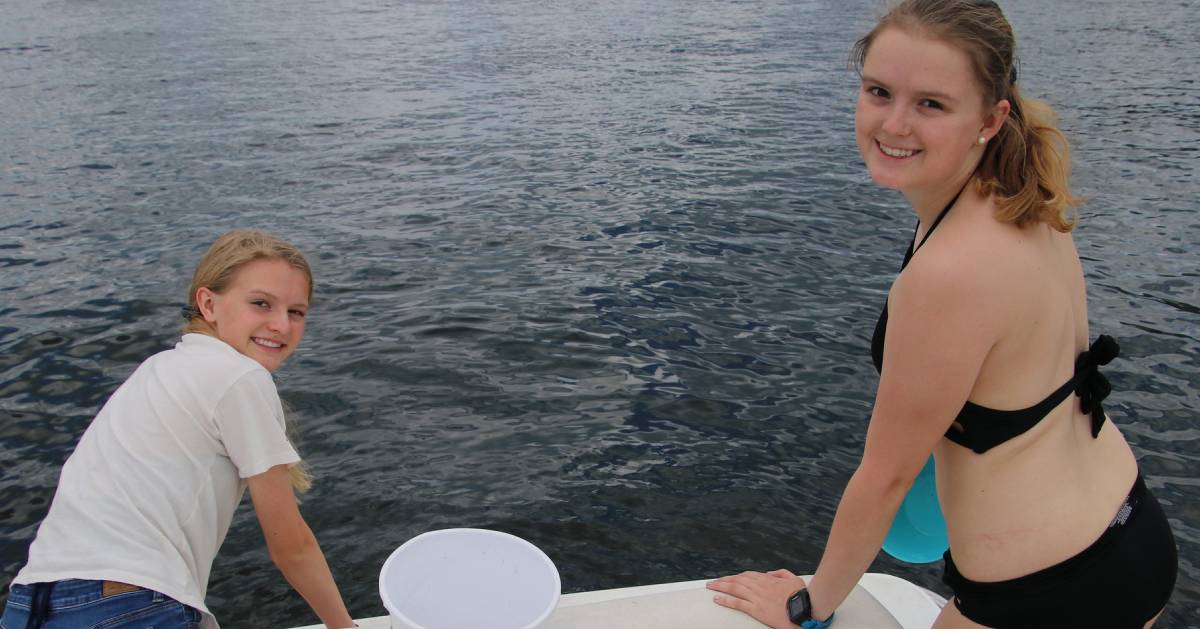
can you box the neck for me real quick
[904,148,986,223]
[903,174,977,226]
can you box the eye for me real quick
[865,85,890,99]
[251,299,270,309]
[919,98,944,110]
[288,309,307,319]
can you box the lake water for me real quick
[1,0,1197,626]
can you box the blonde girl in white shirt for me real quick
[3,230,355,629]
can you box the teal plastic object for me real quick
[882,456,948,564]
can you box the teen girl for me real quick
[707,1,1177,627]
[2,230,355,628]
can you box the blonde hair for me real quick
[852,0,1082,231]
[184,229,314,492]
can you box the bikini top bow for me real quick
[1075,334,1120,438]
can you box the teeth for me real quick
[253,338,282,349]
[879,142,915,158]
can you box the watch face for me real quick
[786,589,811,624]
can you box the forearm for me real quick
[272,535,356,628]
[247,466,355,628]
[805,468,909,620]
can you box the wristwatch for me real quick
[786,588,834,629]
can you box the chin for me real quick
[866,168,907,191]
[247,350,286,372]
[261,356,287,372]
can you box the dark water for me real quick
[1,0,1197,626]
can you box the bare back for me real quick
[927,193,1138,582]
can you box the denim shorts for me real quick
[1,579,202,629]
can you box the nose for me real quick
[882,104,911,137]
[267,308,291,334]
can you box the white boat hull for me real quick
[289,572,945,628]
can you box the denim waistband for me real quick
[10,579,123,606]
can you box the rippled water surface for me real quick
[2,0,1197,626]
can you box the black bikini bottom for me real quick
[942,474,1177,628]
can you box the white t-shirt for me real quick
[14,333,300,628]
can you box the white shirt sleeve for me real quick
[212,369,300,478]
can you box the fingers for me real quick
[713,570,779,581]
[706,576,751,600]
[711,592,753,613]
[707,571,755,588]
[709,573,800,629]
[710,569,793,584]
[705,567,804,612]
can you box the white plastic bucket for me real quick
[379,528,561,629]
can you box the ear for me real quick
[195,287,219,324]
[981,98,1012,139]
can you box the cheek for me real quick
[855,134,871,162]
[934,125,974,158]
[854,107,870,154]
[853,96,867,132]
[949,113,984,141]
[210,302,237,329]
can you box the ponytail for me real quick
[977,83,1082,232]
[285,410,314,493]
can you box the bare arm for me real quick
[710,247,999,624]
[247,464,356,629]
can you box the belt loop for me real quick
[26,581,53,629]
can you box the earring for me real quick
[978,136,988,145]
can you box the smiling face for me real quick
[855,27,1007,201]
[195,257,310,372]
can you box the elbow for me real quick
[267,530,321,571]
[850,461,921,506]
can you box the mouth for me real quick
[252,337,285,351]
[877,140,920,159]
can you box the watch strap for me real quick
[801,613,834,629]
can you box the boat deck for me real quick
[289,573,945,628]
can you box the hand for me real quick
[707,569,807,629]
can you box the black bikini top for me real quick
[869,188,1120,454]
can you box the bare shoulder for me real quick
[893,218,1008,298]
[890,209,1040,332]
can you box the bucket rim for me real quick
[378,527,561,629]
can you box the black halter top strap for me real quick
[903,188,958,266]
[870,183,966,373]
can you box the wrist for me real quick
[786,587,834,628]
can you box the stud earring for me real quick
[978,136,988,145]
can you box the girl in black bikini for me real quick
[707,1,1177,627]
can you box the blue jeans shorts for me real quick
[1,579,202,629]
